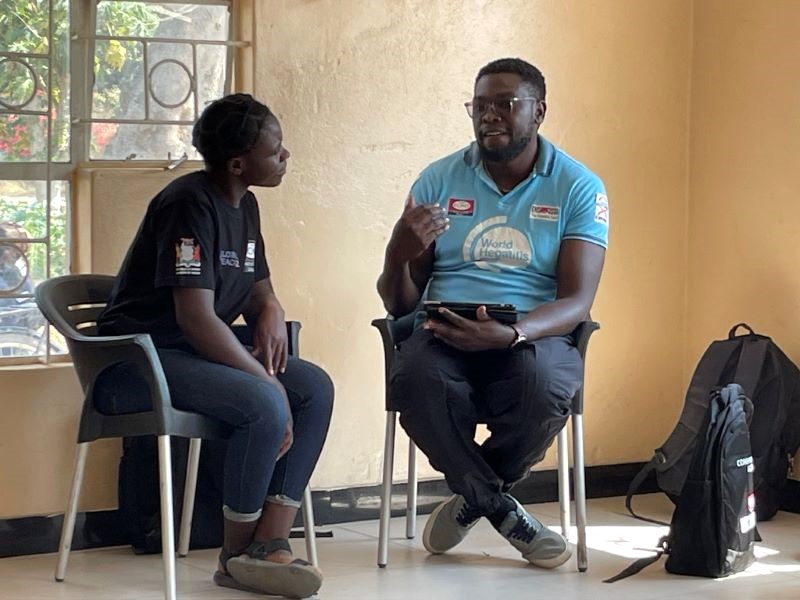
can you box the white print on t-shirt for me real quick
[175,238,201,276]
[219,250,240,268]
[462,216,532,272]
[244,240,256,273]
[594,193,609,225]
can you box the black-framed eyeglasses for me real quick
[464,96,539,118]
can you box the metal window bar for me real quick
[0,0,60,364]
[69,0,240,162]
[72,15,246,130]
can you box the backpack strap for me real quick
[655,339,741,475]
[626,337,742,523]
[686,339,740,404]
[734,337,769,400]
[625,458,670,526]
[729,323,756,338]
[604,536,669,583]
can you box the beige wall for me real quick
[687,0,800,370]
[8,0,797,517]
[254,0,693,487]
[0,168,197,518]
[0,365,118,518]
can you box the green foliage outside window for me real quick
[0,0,162,161]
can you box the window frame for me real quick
[0,0,250,365]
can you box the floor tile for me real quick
[1,495,798,600]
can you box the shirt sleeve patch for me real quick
[244,240,256,273]
[594,193,609,225]
[175,237,201,275]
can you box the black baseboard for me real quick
[0,461,657,559]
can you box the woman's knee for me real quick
[232,379,290,434]
[283,358,335,416]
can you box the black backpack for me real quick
[606,384,757,581]
[117,435,226,554]
[626,323,800,522]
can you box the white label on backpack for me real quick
[740,511,756,534]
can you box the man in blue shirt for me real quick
[377,58,608,568]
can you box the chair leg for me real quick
[157,435,178,600]
[556,425,571,540]
[302,486,318,567]
[378,411,397,568]
[405,439,417,539]
[178,438,202,557]
[571,414,588,572]
[55,442,89,582]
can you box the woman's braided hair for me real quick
[191,93,272,169]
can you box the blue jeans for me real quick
[95,332,334,519]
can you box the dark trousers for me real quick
[390,328,582,515]
[95,326,334,517]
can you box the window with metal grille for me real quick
[0,0,239,363]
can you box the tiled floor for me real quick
[1,494,799,599]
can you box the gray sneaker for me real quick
[494,495,572,568]
[422,495,482,554]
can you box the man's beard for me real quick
[478,135,532,163]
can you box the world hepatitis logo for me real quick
[462,217,532,272]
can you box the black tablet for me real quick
[423,301,518,324]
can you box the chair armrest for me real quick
[371,319,395,391]
[69,332,173,416]
[571,320,600,415]
[286,321,301,358]
[572,320,600,357]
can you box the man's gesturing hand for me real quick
[388,195,449,263]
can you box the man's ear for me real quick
[228,156,244,175]
[534,100,547,126]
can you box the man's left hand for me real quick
[252,302,288,375]
[424,305,516,351]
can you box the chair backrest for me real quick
[35,274,116,340]
[36,274,239,441]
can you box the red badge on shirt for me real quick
[447,198,475,216]
[175,237,201,276]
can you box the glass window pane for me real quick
[0,179,69,285]
[92,39,146,121]
[0,0,70,162]
[147,42,195,121]
[90,2,230,160]
[96,2,230,42]
[0,114,47,161]
[195,43,227,108]
[91,122,197,160]
[0,179,69,359]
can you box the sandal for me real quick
[213,570,267,595]
[225,539,322,599]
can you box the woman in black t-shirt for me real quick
[99,94,332,598]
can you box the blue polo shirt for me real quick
[409,136,608,315]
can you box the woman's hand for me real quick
[251,300,288,375]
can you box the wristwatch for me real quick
[508,324,528,349]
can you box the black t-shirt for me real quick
[98,171,269,347]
